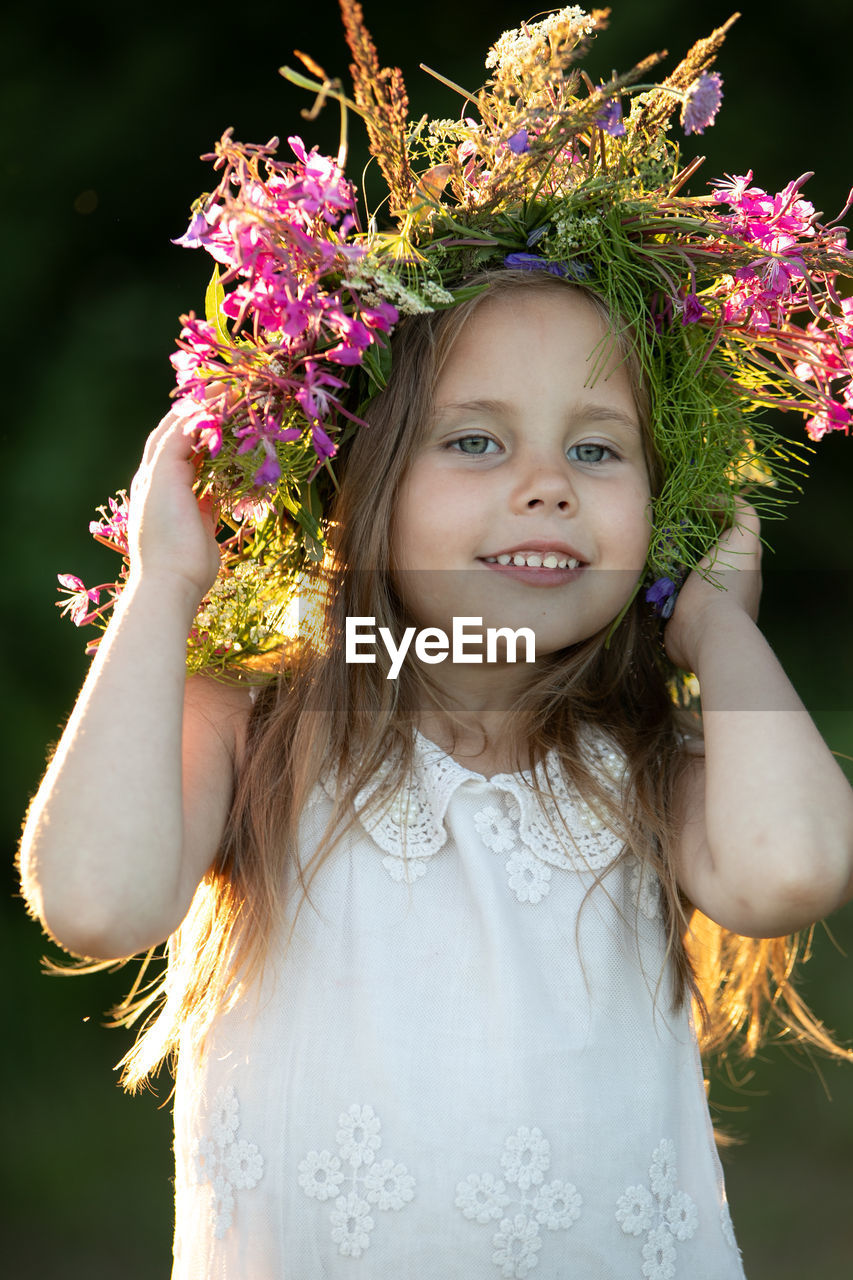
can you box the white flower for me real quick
[298,1149,344,1201]
[665,1189,698,1241]
[505,850,551,903]
[225,1138,264,1190]
[455,1172,510,1223]
[501,1127,550,1190]
[616,1184,655,1236]
[616,1140,696,1274]
[533,1179,582,1230]
[196,1084,265,1239]
[492,1213,543,1278]
[720,1200,739,1251]
[195,1136,216,1183]
[485,7,594,75]
[381,853,429,882]
[363,1158,416,1211]
[336,1103,382,1168]
[642,1223,677,1280]
[475,804,516,853]
[211,1177,235,1240]
[330,1191,374,1258]
[649,1139,677,1200]
[210,1085,240,1147]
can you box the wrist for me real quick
[121,566,206,626]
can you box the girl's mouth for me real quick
[482,551,581,569]
[477,550,586,585]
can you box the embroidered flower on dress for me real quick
[210,1086,240,1145]
[456,1126,582,1279]
[363,1158,416,1210]
[474,804,517,853]
[615,1139,698,1277]
[195,1085,265,1239]
[225,1139,264,1189]
[329,1190,374,1257]
[533,1180,584,1230]
[456,1173,511,1223]
[336,1103,383,1168]
[298,1149,345,1200]
[720,1201,740,1253]
[381,852,430,882]
[501,1127,551,1191]
[492,1213,543,1277]
[505,849,552,904]
[615,1183,655,1235]
[643,1223,678,1278]
[649,1138,677,1200]
[299,1103,415,1257]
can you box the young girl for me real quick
[18,6,853,1277]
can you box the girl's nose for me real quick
[512,461,577,513]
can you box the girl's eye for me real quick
[450,434,499,455]
[567,442,615,464]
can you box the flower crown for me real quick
[59,2,853,670]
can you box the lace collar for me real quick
[320,731,628,876]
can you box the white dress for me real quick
[172,733,745,1278]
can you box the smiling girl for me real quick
[20,268,853,1277]
[18,4,853,1276]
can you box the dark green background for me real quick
[4,1,853,1275]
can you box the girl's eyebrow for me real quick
[433,398,641,432]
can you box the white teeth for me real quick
[485,551,583,569]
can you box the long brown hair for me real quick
[117,270,849,1088]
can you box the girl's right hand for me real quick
[127,406,222,607]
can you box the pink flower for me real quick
[311,421,337,461]
[286,136,355,223]
[295,359,347,423]
[88,492,130,555]
[56,575,102,626]
[805,401,850,440]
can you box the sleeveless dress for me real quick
[172,733,745,1278]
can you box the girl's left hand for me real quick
[663,499,762,672]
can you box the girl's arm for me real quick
[19,412,252,960]
[667,503,853,938]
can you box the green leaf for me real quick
[205,266,230,346]
[362,335,393,390]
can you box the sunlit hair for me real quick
[117,270,848,1089]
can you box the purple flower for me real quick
[682,72,723,136]
[508,128,530,155]
[645,576,679,619]
[504,252,566,275]
[253,450,281,487]
[681,292,711,325]
[595,98,625,137]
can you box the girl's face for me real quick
[390,288,652,658]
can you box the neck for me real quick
[415,661,538,776]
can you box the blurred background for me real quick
[3,0,852,1275]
